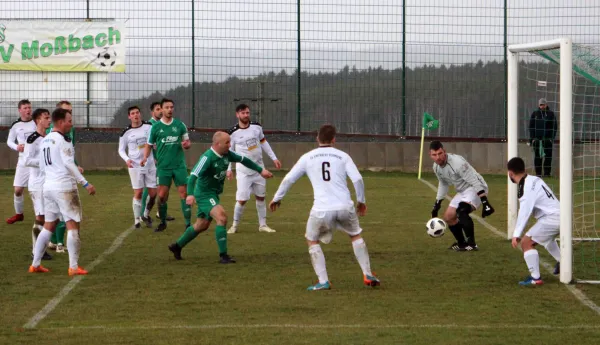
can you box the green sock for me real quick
[50,231,58,245]
[176,225,200,248]
[180,199,191,226]
[55,221,66,245]
[215,225,227,255]
[141,188,149,216]
[159,200,167,223]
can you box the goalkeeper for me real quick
[428,141,494,251]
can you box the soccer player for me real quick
[29,108,96,275]
[226,104,281,234]
[118,106,157,228]
[429,140,495,251]
[141,98,191,232]
[6,99,36,224]
[24,108,53,261]
[269,124,380,291]
[167,131,273,263]
[508,157,561,286]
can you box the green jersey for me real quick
[46,124,75,146]
[147,118,189,170]
[188,148,263,197]
[149,117,159,125]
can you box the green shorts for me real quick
[157,167,188,187]
[195,194,220,221]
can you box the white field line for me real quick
[419,178,600,316]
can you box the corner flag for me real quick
[418,112,439,179]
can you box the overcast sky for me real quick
[1,0,599,125]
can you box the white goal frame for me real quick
[507,38,573,284]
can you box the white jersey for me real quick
[24,131,45,191]
[41,131,87,191]
[273,146,365,211]
[434,153,488,200]
[118,121,155,168]
[227,122,277,176]
[513,175,560,238]
[7,118,36,166]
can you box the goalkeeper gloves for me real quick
[478,191,495,218]
[431,199,443,218]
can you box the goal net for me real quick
[508,38,600,284]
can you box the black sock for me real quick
[460,215,476,244]
[448,224,466,244]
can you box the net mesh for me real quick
[520,43,600,282]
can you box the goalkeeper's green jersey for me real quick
[188,148,263,197]
[147,118,188,170]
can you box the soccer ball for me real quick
[95,47,117,68]
[426,217,446,238]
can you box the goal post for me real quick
[507,38,573,284]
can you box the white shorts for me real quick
[44,189,82,223]
[13,164,30,188]
[128,167,157,189]
[305,206,363,244]
[236,173,266,200]
[29,190,44,216]
[526,215,560,246]
[449,187,484,210]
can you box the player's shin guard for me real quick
[215,225,228,254]
[457,203,475,244]
[544,240,561,263]
[309,244,329,284]
[180,199,191,226]
[141,188,149,216]
[158,199,168,223]
[14,194,24,215]
[133,198,142,221]
[67,230,81,270]
[32,229,52,267]
[352,238,372,276]
[524,249,541,279]
[55,221,66,245]
[176,225,200,248]
[233,202,245,226]
[256,200,267,227]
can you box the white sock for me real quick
[143,197,150,217]
[32,224,42,252]
[14,194,24,214]
[233,202,246,226]
[524,249,541,279]
[544,239,561,263]
[67,230,81,270]
[133,198,142,221]
[32,229,52,267]
[308,244,329,284]
[352,238,372,276]
[256,200,267,227]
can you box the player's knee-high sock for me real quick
[50,231,58,245]
[352,238,372,276]
[180,199,191,226]
[233,202,245,226]
[133,198,142,222]
[55,221,66,245]
[308,244,329,284]
[448,223,466,244]
[215,225,228,255]
[158,199,168,223]
[14,194,24,215]
[459,215,475,244]
[256,200,267,227]
[544,240,561,263]
[67,230,81,270]
[32,229,52,267]
[524,249,541,279]
[32,224,42,253]
[176,225,200,248]
[146,196,155,218]
[141,188,149,216]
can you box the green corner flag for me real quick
[423,112,439,130]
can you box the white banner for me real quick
[0,20,126,72]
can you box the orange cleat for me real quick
[68,266,88,276]
[363,274,381,287]
[29,265,49,273]
[6,214,24,224]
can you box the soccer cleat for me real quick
[6,213,24,224]
[29,265,49,273]
[553,262,560,275]
[134,221,141,229]
[157,213,175,222]
[47,242,57,250]
[227,224,238,234]
[168,243,183,260]
[56,243,66,253]
[68,266,88,276]
[363,274,381,287]
[219,254,236,264]
[448,242,466,251]
[154,222,167,233]
[463,243,479,251]
[258,225,276,233]
[141,216,153,228]
[519,275,544,286]
[307,281,331,291]
[31,252,53,260]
